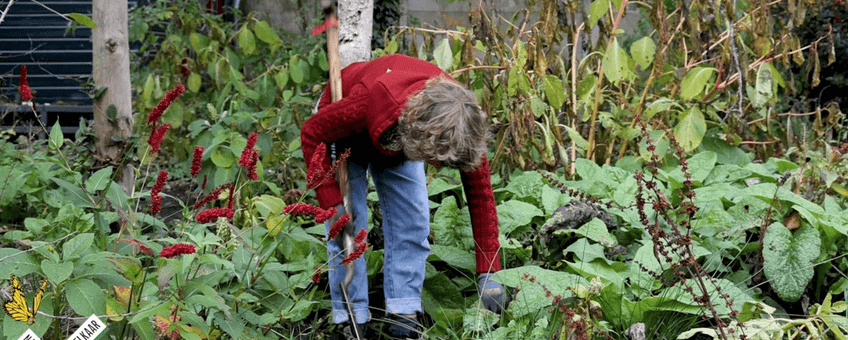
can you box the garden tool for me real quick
[314,1,361,338]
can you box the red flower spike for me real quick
[190,146,204,176]
[312,266,322,283]
[147,84,186,125]
[342,242,369,265]
[239,133,258,167]
[306,143,327,188]
[194,182,233,209]
[149,170,168,215]
[196,207,234,223]
[150,194,163,215]
[19,65,33,101]
[160,243,196,258]
[152,170,169,195]
[283,203,325,216]
[148,123,170,153]
[246,149,259,181]
[325,148,351,179]
[315,206,337,223]
[354,229,368,244]
[327,213,350,239]
[227,181,235,210]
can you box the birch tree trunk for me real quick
[92,0,134,193]
[338,0,373,66]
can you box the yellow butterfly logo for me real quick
[3,275,47,324]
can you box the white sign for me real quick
[16,329,40,340]
[66,314,106,340]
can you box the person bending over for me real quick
[300,54,505,340]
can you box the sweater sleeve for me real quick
[460,156,502,273]
[301,85,370,209]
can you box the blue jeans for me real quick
[325,154,431,324]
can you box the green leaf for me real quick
[431,196,473,249]
[564,238,607,263]
[69,13,97,29]
[643,98,681,119]
[210,146,235,168]
[275,68,289,89]
[0,248,39,278]
[187,72,201,93]
[42,260,73,284]
[751,63,775,108]
[588,0,610,28]
[504,171,544,202]
[673,106,706,151]
[492,266,587,304]
[630,37,656,70]
[763,223,821,302]
[564,125,589,150]
[189,33,209,52]
[575,218,617,246]
[85,168,113,193]
[289,56,304,84]
[65,278,106,316]
[253,20,282,47]
[679,67,716,101]
[428,244,476,273]
[52,178,93,208]
[238,28,256,55]
[544,75,565,110]
[63,233,94,261]
[433,38,453,71]
[602,38,634,85]
[50,121,64,149]
[497,200,543,234]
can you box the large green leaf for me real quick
[431,196,473,249]
[644,98,681,120]
[42,260,73,284]
[602,38,634,85]
[588,0,610,28]
[237,28,256,55]
[673,106,706,151]
[679,67,716,101]
[65,278,106,316]
[428,244,476,273]
[496,200,543,234]
[630,36,656,70]
[433,38,453,71]
[0,248,39,278]
[253,20,282,47]
[63,233,94,261]
[751,62,776,108]
[544,75,565,110]
[763,223,820,302]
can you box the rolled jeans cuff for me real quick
[333,307,371,324]
[386,298,422,315]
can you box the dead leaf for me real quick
[784,209,801,230]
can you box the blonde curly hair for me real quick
[397,77,489,172]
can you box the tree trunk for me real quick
[338,0,373,66]
[92,0,134,193]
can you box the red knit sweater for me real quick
[301,54,501,273]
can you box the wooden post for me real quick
[92,0,134,193]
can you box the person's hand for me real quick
[478,273,506,313]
